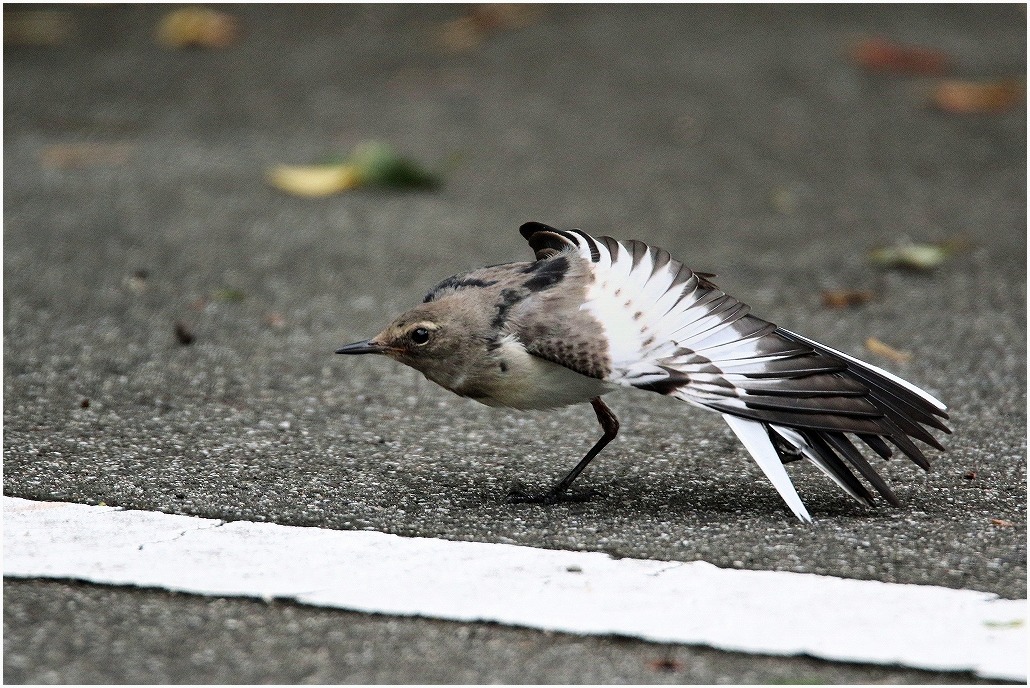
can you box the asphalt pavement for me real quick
[4,4,1026,684]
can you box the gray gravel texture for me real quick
[4,4,1026,685]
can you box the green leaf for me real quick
[869,243,952,271]
[983,619,1025,629]
[350,141,441,189]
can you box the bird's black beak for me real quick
[335,339,387,355]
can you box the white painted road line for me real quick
[4,497,1026,681]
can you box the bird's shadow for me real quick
[493,468,905,524]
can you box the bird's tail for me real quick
[673,327,950,522]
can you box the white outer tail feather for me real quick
[778,328,947,412]
[722,414,814,523]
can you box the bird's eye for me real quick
[410,327,431,345]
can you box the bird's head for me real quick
[335,298,493,389]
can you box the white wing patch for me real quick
[572,235,719,386]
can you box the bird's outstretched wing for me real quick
[519,222,951,522]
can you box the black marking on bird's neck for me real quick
[478,255,573,333]
[423,275,499,303]
[521,255,569,292]
[491,287,527,330]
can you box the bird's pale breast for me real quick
[465,335,613,410]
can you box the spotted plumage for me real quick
[336,222,951,522]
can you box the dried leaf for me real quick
[822,289,875,309]
[932,79,1024,115]
[851,37,951,75]
[770,186,798,215]
[263,312,286,329]
[647,657,684,673]
[156,7,239,49]
[869,243,953,272]
[990,518,1015,528]
[436,4,544,53]
[174,321,196,346]
[865,337,911,364]
[3,9,73,46]
[436,16,485,53]
[267,164,360,197]
[939,236,973,253]
[39,143,133,169]
[470,4,545,31]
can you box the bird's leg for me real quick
[509,397,620,504]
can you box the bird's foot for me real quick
[507,487,600,505]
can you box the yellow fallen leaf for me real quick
[822,289,875,309]
[267,164,360,197]
[40,142,133,169]
[865,337,911,364]
[869,243,952,271]
[932,79,1023,115]
[436,4,545,53]
[3,9,73,46]
[156,7,239,49]
[470,4,546,31]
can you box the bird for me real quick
[336,221,950,522]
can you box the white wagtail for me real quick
[337,222,950,522]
